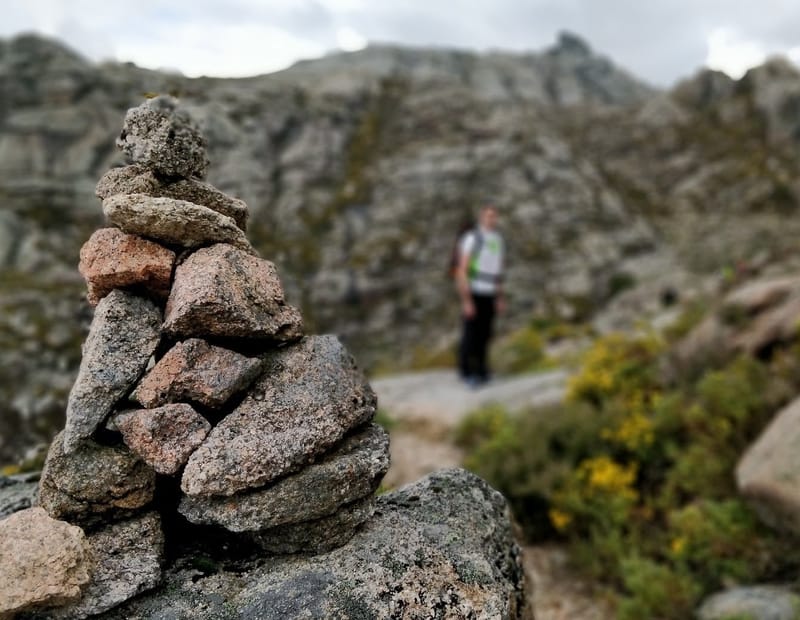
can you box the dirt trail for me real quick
[371,369,614,620]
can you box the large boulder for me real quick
[181,336,376,497]
[62,290,162,453]
[0,507,92,618]
[92,469,531,620]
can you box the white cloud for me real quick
[705,27,768,78]
[335,26,367,52]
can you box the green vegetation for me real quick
[457,328,800,618]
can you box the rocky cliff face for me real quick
[2,31,800,462]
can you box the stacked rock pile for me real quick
[14,96,389,618]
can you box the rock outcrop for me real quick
[4,97,527,619]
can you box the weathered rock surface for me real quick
[697,585,800,620]
[62,290,162,453]
[112,405,211,476]
[96,165,248,230]
[132,339,262,409]
[0,507,92,618]
[32,512,165,620]
[38,432,155,526]
[181,336,376,497]
[116,96,208,178]
[95,469,530,620]
[163,243,303,342]
[0,474,39,518]
[737,395,800,535]
[179,423,389,530]
[102,194,252,253]
[78,228,175,305]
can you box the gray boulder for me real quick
[38,432,155,527]
[96,165,248,230]
[116,96,209,178]
[102,194,253,253]
[131,338,262,410]
[62,290,161,453]
[95,469,530,620]
[181,335,376,497]
[179,423,389,531]
[163,243,302,341]
[697,585,800,620]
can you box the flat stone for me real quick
[163,244,302,341]
[250,496,375,555]
[112,404,211,476]
[737,395,800,535]
[0,507,92,617]
[132,339,262,410]
[45,512,164,620]
[63,290,162,453]
[116,96,208,178]
[179,423,389,530]
[38,432,156,527]
[181,336,376,497]
[697,585,800,620]
[96,165,248,230]
[78,228,175,306]
[102,194,253,253]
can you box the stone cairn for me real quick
[29,96,390,617]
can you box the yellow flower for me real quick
[549,508,572,531]
[670,536,688,556]
[579,456,639,501]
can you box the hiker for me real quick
[455,204,505,386]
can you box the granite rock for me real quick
[132,339,262,410]
[163,243,302,341]
[38,432,155,527]
[179,423,389,530]
[116,96,208,178]
[0,474,39,519]
[181,336,376,497]
[96,165,248,230]
[78,228,175,305]
[62,290,162,453]
[0,507,92,618]
[102,194,252,253]
[112,404,211,476]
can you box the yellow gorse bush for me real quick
[579,456,639,501]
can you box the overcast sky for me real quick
[3,0,800,87]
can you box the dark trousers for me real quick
[459,293,496,380]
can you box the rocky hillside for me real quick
[3,31,800,462]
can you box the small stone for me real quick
[102,194,253,253]
[181,336,376,497]
[78,228,175,306]
[163,244,302,341]
[113,404,211,476]
[0,474,39,519]
[116,95,208,178]
[47,512,164,619]
[132,339,262,410]
[179,423,389,530]
[63,290,162,453]
[39,432,156,527]
[250,497,375,555]
[697,585,800,620]
[0,507,92,617]
[96,165,248,230]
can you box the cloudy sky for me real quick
[3,0,800,86]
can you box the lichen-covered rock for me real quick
[112,404,211,475]
[737,395,800,535]
[38,432,155,527]
[163,243,302,342]
[116,96,208,178]
[697,585,800,620]
[102,194,253,253]
[0,507,92,618]
[179,423,389,530]
[62,290,162,453]
[38,512,165,620]
[131,339,262,410]
[0,474,39,519]
[96,469,530,620]
[181,336,376,497]
[78,228,175,305]
[96,165,248,230]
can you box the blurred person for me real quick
[455,204,505,386]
